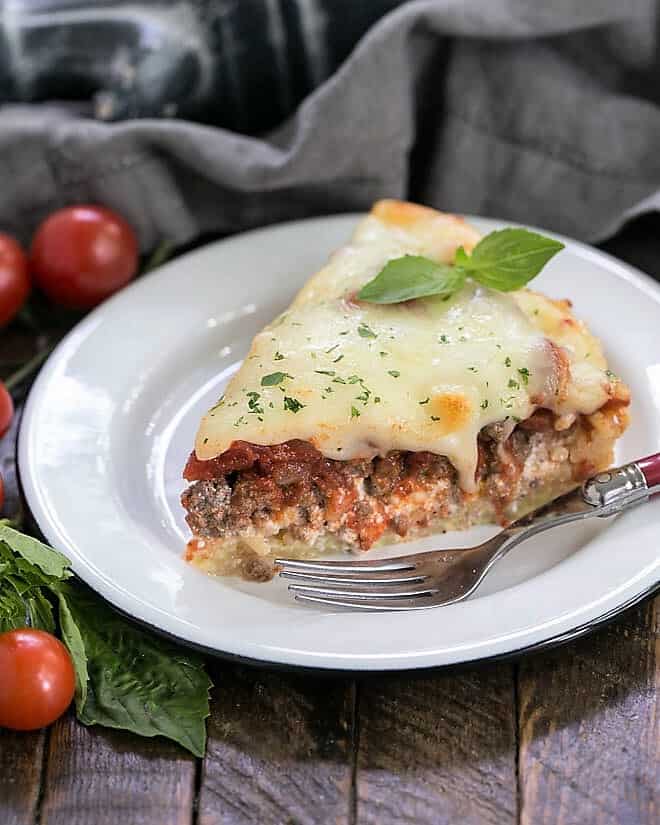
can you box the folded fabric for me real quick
[0,0,658,250]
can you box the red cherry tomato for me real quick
[30,206,139,309]
[0,233,30,326]
[0,382,13,438]
[0,629,75,730]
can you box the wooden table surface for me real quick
[1,222,659,825]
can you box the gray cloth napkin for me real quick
[0,0,658,251]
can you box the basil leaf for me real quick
[57,590,89,708]
[0,523,71,579]
[27,591,56,632]
[457,229,564,291]
[0,541,56,633]
[0,581,55,633]
[59,584,211,757]
[358,256,466,303]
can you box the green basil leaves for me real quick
[357,228,564,304]
[0,522,211,756]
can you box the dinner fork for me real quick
[276,453,660,611]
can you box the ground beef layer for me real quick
[181,401,629,582]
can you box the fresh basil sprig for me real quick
[357,228,564,304]
[0,522,211,756]
[0,537,60,634]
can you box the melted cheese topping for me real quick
[195,201,613,490]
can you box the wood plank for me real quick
[39,709,196,825]
[0,729,46,825]
[518,598,659,825]
[197,663,354,825]
[356,664,517,825]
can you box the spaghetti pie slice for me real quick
[182,201,630,581]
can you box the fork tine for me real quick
[275,557,416,574]
[287,582,435,599]
[293,592,439,611]
[280,570,426,585]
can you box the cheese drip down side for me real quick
[195,208,614,490]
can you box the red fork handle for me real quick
[636,452,660,490]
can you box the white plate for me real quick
[19,214,660,671]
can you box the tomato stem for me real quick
[4,346,54,392]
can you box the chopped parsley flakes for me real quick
[351,406,360,419]
[518,367,530,385]
[246,391,264,415]
[388,370,400,378]
[504,356,512,367]
[261,371,292,386]
[283,396,305,413]
[358,323,377,339]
